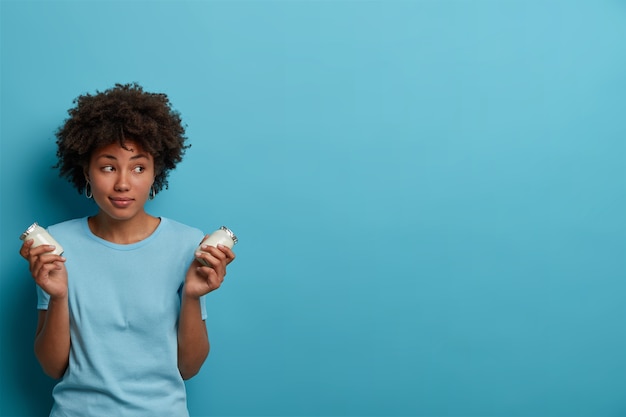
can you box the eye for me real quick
[133,166,145,173]
[101,166,114,172]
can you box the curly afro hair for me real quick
[55,83,190,195]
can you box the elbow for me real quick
[39,362,67,380]
[180,358,205,380]
[34,346,68,380]
[46,368,66,380]
[179,345,210,380]
[181,368,200,380]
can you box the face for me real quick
[85,140,155,222]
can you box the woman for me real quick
[19,83,235,416]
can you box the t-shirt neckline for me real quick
[81,216,165,251]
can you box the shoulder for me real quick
[45,218,91,248]
[47,217,86,235]
[158,217,204,240]
[151,218,204,259]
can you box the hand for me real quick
[184,239,236,298]
[20,239,68,300]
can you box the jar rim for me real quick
[219,226,238,245]
[20,222,39,241]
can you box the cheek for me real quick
[136,178,155,193]
[89,178,108,192]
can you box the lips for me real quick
[110,197,134,208]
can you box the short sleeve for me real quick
[200,295,207,320]
[177,289,208,320]
[36,284,51,310]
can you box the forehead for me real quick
[91,140,152,160]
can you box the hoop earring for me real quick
[85,181,93,199]
[149,187,156,200]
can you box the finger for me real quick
[196,256,226,281]
[29,244,59,257]
[33,261,56,282]
[194,250,212,266]
[196,245,228,264]
[19,239,34,259]
[52,260,66,271]
[205,267,224,289]
[39,253,66,264]
[194,251,222,270]
[217,245,236,264]
[200,245,227,259]
[28,246,61,268]
[194,266,223,292]
[30,253,66,274]
[206,247,234,271]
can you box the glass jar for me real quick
[20,222,64,255]
[195,226,238,266]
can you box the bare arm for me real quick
[35,302,70,379]
[177,292,209,380]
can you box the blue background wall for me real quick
[1,1,625,416]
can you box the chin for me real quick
[102,210,142,222]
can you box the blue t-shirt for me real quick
[37,217,206,417]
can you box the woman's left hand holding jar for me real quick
[184,242,236,298]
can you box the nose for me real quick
[114,171,130,191]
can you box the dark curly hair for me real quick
[55,83,189,195]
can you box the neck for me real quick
[88,212,160,244]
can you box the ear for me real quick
[83,167,90,182]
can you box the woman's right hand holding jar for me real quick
[19,238,68,300]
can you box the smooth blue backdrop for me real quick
[1,1,625,416]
